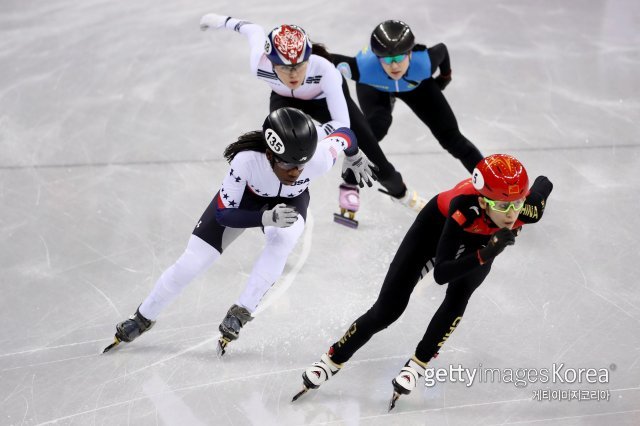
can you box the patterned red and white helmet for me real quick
[265,24,312,65]
[472,154,529,201]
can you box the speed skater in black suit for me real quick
[292,154,553,410]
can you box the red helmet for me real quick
[472,154,529,201]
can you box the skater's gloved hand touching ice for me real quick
[477,228,515,264]
[200,13,229,31]
[262,203,299,228]
[342,149,378,188]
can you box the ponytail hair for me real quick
[223,130,267,163]
[311,42,333,62]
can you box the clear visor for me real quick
[273,61,307,73]
[274,157,305,171]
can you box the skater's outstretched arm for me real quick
[331,53,361,82]
[200,13,265,74]
[201,14,351,137]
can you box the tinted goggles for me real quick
[379,54,408,64]
[483,197,525,213]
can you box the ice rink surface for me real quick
[1,0,639,424]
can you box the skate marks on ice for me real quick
[12,334,640,424]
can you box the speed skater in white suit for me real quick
[103,108,376,355]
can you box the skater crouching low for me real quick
[103,108,376,355]
[293,154,553,409]
[330,20,486,211]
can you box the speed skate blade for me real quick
[388,391,401,411]
[291,386,309,402]
[333,213,358,229]
[217,336,231,357]
[102,337,121,353]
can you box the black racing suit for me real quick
[329,176,553,364]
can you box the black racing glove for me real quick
[478,228,516,264]
[434,70,452,91]
[511,226,522,237]
[531,176,553,199]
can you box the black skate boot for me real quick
[292,348,343,402]
[388,356,427,411]
[103,306,155,353]
[378,171,407,198]
[217,304,253,356]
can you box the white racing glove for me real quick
[261,203,299,228]
[200,13,229,31]
[341,149,378,188]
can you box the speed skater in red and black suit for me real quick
[292,154,553,410]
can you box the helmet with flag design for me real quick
[472,154,529,201]
[265,24,312,65]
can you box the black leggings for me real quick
[356,78,483,173]
[269,79,399,183]
[330,197,491,364]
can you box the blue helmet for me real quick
[265,24,312,65]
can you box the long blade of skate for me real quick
[102,337,121,353]
[388,391,400,412]
[291,386,309,402]
[216,336,230,357]
[333,213,358,229]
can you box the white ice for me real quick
[1,0,639,425]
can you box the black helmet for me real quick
[370,20,415,57]
[262,107,318,164]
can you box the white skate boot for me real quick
[333,183,360,228]
[378,172,427,213]
[391,188,427,212]
[292,351,343,401]
[388,356,427,411]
